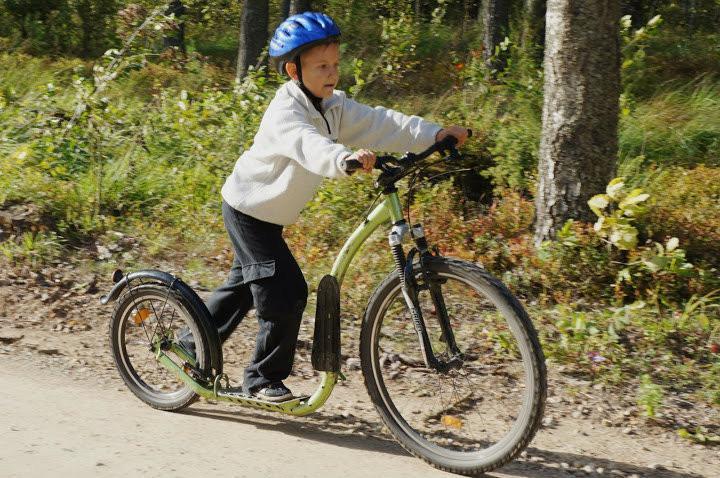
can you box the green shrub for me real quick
[642,166,720,268]
[0,231,63,267]
[637,374,665,418]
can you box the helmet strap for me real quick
[293,55,324,114]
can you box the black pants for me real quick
[205,201,308,392]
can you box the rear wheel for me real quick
[109,284,213,411]
[360,258,546,476]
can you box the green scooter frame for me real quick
[130,192,402,416]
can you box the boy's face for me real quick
[286,42,340,99]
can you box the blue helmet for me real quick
[269,12,341,72]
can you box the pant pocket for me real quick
[241,260,276,284]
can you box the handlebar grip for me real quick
[342,158,363,173]
[437,129,473,151]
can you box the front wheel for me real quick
[360,258,546,476]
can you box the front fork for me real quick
[389,222,462,372]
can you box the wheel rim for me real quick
[116,290,205,404]
[369,270,539,463]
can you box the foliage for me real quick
[677,426,720,445]
[642,166,720,268]
[588,177,707,306]
[0,16,275,244]
[0,231,63,266]
[637,374,664,418]
[1,0,118,56]
[589,177,649,251]
[620,83,720,175]
[0,0,719,407]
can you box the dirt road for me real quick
[1,263,718,477]
[1,357,456,478]
[1,354,717,478]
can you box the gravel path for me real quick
[1,262,718,477]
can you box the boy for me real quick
[202,12,468,401]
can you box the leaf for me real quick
[697,313,710,330]
[588,194,610,216]
[610,227,638,250]
[647,15,663,28]
[621,203,647,218]
[441,415,463,429]
[643,256,668,273]
[628,300,646,310]
[621,15,632,30]
[132,308,151,325]
[606,178,626,200]
[593,216,606,233]
[619,189,650,209]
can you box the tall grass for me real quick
[620,80,720,179]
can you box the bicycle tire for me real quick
[360,257,546,476]
[109,283,214,411]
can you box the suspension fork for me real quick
[411,224,462,359]
[389,222,463,371]
[389,221,437,369]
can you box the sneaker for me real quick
[176,326,196,360]
[252,382,294,402]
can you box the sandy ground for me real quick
[1,262,718,477]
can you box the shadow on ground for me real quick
[183,405,703,478]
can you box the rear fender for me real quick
[101,269,223,375]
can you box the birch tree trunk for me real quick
[236,0,269,81]
[534,0,621,246]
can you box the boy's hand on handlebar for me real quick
[347,149,376,173]
[435,125,470,147]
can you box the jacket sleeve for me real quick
[265,105,351,179]
[337,96,442,154]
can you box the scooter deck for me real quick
[216,388,311,412]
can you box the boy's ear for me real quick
[285,61,299,81]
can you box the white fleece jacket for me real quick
[221,81,441,225]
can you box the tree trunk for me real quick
[289,0,312,16]
[683,0,696,33]
[482,0,510,72]
[534,0,621,246]
[521,0,546,53]
[236,0,269,81]
[462,0,472,34]
[163,0,187,53]
[75,0,93,58]
[280,0,291,19]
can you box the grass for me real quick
[1,40,719,408]
[620,80,720,178]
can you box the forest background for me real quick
[0,0,718,442]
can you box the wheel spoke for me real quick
[111,285,207,411]
[363,261,545,472]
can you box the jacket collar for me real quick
[282,81,342,118]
